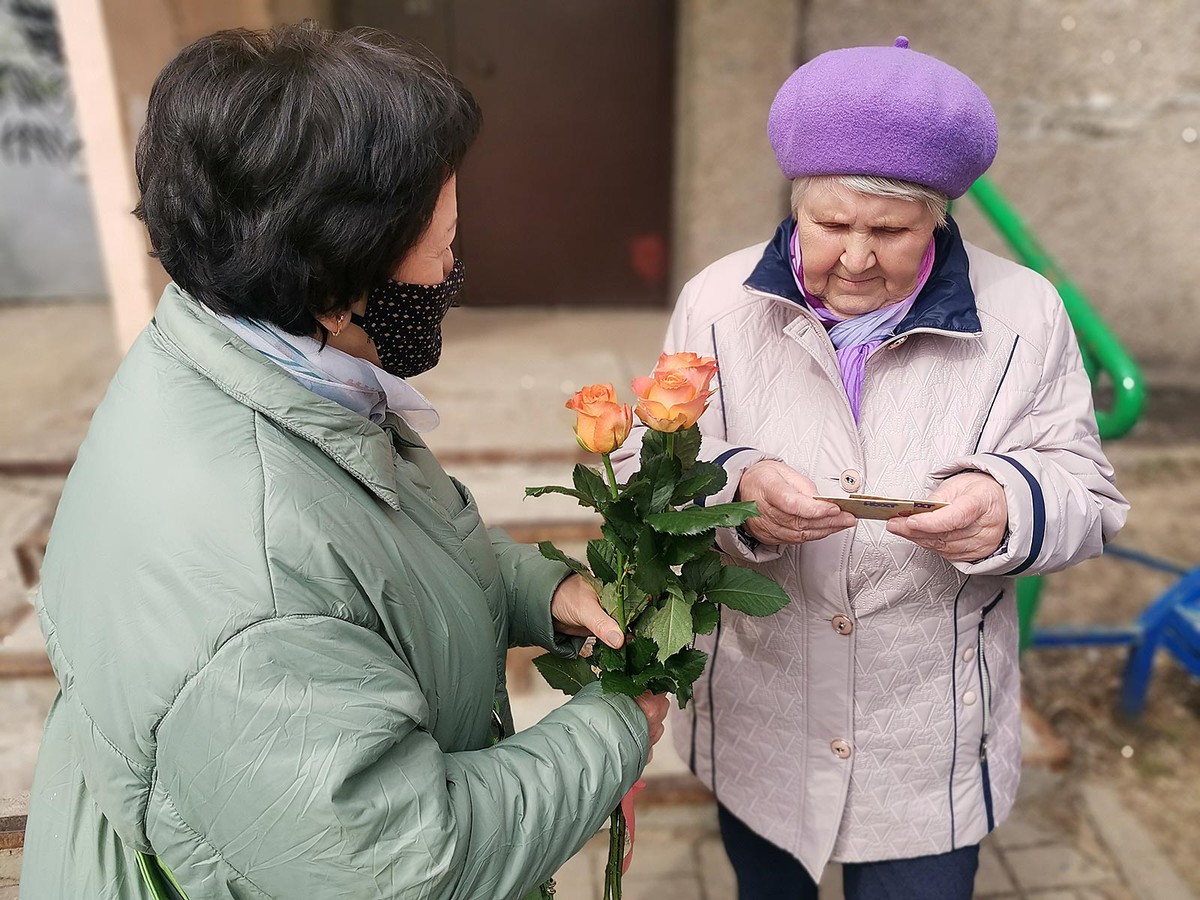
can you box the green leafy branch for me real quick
[526,425,789,708]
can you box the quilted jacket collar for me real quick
[743,214,982,338]
[149,284,407,509]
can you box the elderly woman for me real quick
[20,24,668,900]
[615,37,1127,899]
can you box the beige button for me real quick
[831,739,852,759]
[832,614,854,636]
[839,469,862,492]
[890,336,909,349]
[962,647,976,663]
[963,691,978,706]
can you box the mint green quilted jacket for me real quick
[20,285,648,899]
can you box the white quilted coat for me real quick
[613,218,1127,878]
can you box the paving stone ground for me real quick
[1,301,1195,898]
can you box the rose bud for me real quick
[565,383,634,454]
[631,352,719,433]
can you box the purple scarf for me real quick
[789,227,935,421]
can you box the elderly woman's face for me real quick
[794,181,937,318]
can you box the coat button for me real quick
[839,469,862,492]
[890,336,908,349]
[963,691,978,706]
[832,614,854,635]
[962,647,976,663]
[831,739,852,759]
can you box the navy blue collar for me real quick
[743,215,981,337]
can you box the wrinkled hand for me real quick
[550,574,624,649]
[737,460,856,545]
[634,692,670,755]
[886,472,1008,562]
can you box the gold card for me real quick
[813,493,947,521]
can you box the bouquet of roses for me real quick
[526,352,790,899]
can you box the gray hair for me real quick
[791,175,949,229]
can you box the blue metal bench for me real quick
[1030,545,1200,717]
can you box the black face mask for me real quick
[354,258,465,378]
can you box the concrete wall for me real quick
[0,142,105,299]
[801,0,1200,376]
[0,8,104,299]
[670,0,801,296]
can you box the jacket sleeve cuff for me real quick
[490,529,584,654]
[575,681,652,764]
[699,446,786,563]
[929,453,1046,576]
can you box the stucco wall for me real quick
[670,0,800,295]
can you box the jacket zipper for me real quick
[977,590,1002,831]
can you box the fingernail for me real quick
[606,630,624,647]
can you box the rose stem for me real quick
[600,453,629,634]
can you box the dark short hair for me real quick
[134,22,480,334]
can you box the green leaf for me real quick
[665,646,709,709]
[646,675,678,695]
[691,601,720,634]
[640,453,681,515]
[532,654,597,695]
[625,590,654,623]
[672,462,728,504]
[573,464,614,509]
[664,647,709,687]
[628,634,658,672]
[705,566,791,617]
[632,528,669,596]
[525,484,590,507]
[663,529,716,566]
[604,497,642,544]
[674,426,703,472]
[600,670,642,698]
[594,644,625,671]
[639,428,670,469]
[644,589,693,661]
[674,679,694,709]
[682,551,724,594]
[598,582,622,620]
[646,501,759,535]
[587,540,620,583]
[601,522,632,557]
[537,542,601,592]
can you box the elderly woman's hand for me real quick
[551,574,626,649]
[737,460,857,545]
[886,472,1008,562]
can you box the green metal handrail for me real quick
[965,176,1146,440]
[962,176,1147,650]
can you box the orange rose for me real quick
[630,352,719,433]
[565,383,634,454]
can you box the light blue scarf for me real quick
[210,311,440,432]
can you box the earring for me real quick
[333,313,346,336]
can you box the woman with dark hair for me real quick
[20,23,666,900]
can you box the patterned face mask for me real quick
[354,258,465,378]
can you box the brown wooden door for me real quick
[339,0,675,307]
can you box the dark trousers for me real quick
[717,805,980,900]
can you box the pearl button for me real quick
[832,614,854,636]
[962,647,976,663]
[839,469,862,492]
[831,739,852,759]
[963,691,978,706]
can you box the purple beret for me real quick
[768,37,998,199]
